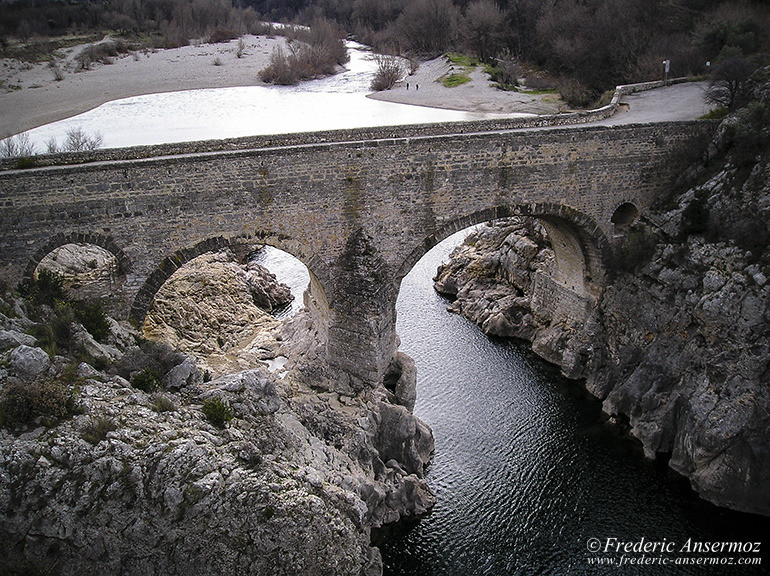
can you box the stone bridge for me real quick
[0,119,717,390]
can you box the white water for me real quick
[22,42,531,150]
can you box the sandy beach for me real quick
[0,36,564,137]
[0,35,286,136]
[367,57,566,116]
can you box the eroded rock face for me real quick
[431,130,769,515]
[1,245,435,575]
[37,243,123,303]
[142,250,290,377]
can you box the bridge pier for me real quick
[324,229,398,392]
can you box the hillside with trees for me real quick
[1,0,768,106]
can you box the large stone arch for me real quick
[23,231,132,282]
[395,202,611,295]
[128,234,331,326]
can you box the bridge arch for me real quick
[128,235,332,326]
[396,202,612,300]
[23,232,131,282]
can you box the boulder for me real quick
[8,345,50,380]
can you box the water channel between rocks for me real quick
[261,230,769,576]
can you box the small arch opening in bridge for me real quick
[611,202,639,232]
[35,243,125,304]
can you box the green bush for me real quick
[130,368,162,392]
[616,224,659,273]
[724,100,770,167]
[18,269,67,307]
[26,301,75,356]
[73,299,110,342]
[0,378,77,428]
[202,397,233,428]
[700,107,729,120]
[681,191,711,236]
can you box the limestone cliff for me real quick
[0,250,434,574]
[433,96,770,516]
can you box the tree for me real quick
[393,0,459,56]
[370,54,405,91]
[462,0,503,63]
[706,46,754,110]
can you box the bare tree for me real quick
[463,0,503,63]
[0,133,36,158]
[706,46,754,110]
[370,54,405,91]
[394,0,459,56]
[64,127,104,152]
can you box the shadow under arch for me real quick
[395,203,612,299]
[23,231,132,282]
[128,234,331,325]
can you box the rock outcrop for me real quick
[0,246,435,574]
[432,100,770,516]
[142,250,292,377]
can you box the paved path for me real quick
[596,81,710,125]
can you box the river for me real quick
[259,231,768,576]
[380,229,769,575]
[20,42,528,150]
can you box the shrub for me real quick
[0,378,77,428]
[151,393,176,413]
[75,39,129,70]
[49,62,64,81]
[259,18,348,85]
[18,269,67,307]
[130,368,162,392]
[202,397,233,428]
[558,77,594,109]
[485,55,520,90]
[73,299,110,342]
[723,100,770,167]
[681,191,710,236]
[81,416,117,444]
[616,224,659,273]
[26,301,74,356]
[209,29,238,44]
[370,54,404,91]
[259,45,299,85]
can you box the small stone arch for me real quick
[128,234,331,325]
[611,202,640,232]
[23,231,131,282]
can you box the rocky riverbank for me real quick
[433,83,770,516]
[0,250,435,575]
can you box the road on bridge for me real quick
[596,81,710,125]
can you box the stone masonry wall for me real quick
[0,121,717,387]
